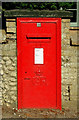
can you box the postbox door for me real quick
[17,18,61,109]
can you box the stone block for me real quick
[12,63,16,67]
[6,27,16,33]
[3,56,10,61]
[8,65,16,71]
[10,86,17,91]
[4,84,10,90]
[9,81,16,86]
[62,50,77,57]
[70,30,79,45]
[10,71,16,77]
[6,59,12,66]
[10,57,17,62]
[6,34,16,39]
[0,69,3,75]
[3,66,8,74]
[2,44,10,51]
[3,73,8,79]
[10,44,16,50]
[66,23,70,28]
[62,19,70,23]
[9,77,16,82]
[11,96,17,101]
[2,50,16,57]
[6,22,16,28]
[6,19,16,22]
[70,86,77,96]
[0,29,6,43]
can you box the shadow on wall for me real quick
[2,11,6,30]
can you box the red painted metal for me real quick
[17,18,61,110]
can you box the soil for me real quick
[2,105,79,119]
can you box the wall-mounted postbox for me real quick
[17,18,61,109]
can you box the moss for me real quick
[4,9,73,18]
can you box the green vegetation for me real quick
[2,2,76,10]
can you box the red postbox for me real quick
[17,18,61,109]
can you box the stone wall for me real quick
[0,18,17,107]
[0,18,78,111]
[1,41,17,107]
[61,20,77,111]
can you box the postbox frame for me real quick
[17,18,61,110]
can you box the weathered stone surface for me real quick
[3,74,7,79]
[0,64,2,68]
[12,63,16,67]
[1,60,5,65]
[0,70,3,75]
[0,92,2,96]
[8,66,16,71]
[3,66,8,74]
[62,19,70,23]
[61,19,77,111]
[2,44,10,51]
[6,59,12,66]
[6,22,16,28]
[10,86,17,91]
[10,71,16,77]
[0,50,2,55]
[70,30,79,45]
[0,44,2,50]
[10,44,16,50]
[3,56,10,61]
[0,100,2,105]
[4,84,10,90]
[10,56,16,61]
[2,50,16,57]
[9,77,16,82]
[6,34,16,39]
[11,96,17,101]
[0,30,6,43]
[9,91,16,95]
[6,27,16,33]
[6,18,16,22]
[9,82,16,86]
